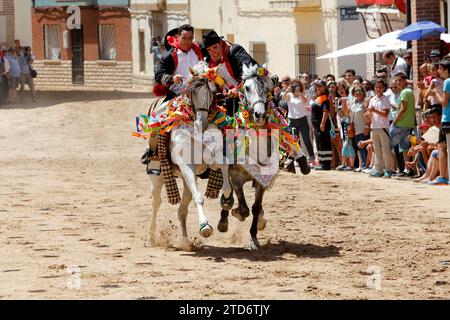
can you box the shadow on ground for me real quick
[182,240,341,262]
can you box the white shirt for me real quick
[390,56,408,79]
[350,100,366,135]
[171,48,200,94]
[369,95,391,129]
[285,93,307,119]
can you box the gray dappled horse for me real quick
[218,63,276,250]
[147,61,232,251]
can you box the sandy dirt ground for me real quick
[0,90,449,300]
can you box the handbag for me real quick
[27,60,37,78]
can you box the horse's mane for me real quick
[242,64,260,80]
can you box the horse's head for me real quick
[241,63,274,127]
[187,61,218,131]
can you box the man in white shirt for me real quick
[382,50,408,82]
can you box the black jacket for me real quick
[154,47,177,85]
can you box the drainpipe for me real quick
[406,0,412,49]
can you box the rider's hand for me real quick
[173,74,183,84]
[228,87,238,98]
[320,123,325,132]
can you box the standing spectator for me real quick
[311,80,332,170]
[5,48,20,104]
[282,79,315,162]
[403,49,413,81]
[0,47,9,105]
[382,50,408,82]
[390,72,416,177]
[0,48,7,106]
[344,69,356,89]
[278,76,291,115]
[18,46,36,103]
[14,39,22,56]
[368,79,392,178]
[430,60,450,185]
[350,84,369,172]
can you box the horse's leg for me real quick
[219,164,234,210]
[178,163,213,238]
[249,182,265,250]
[218,209,230,233]
[229,167,250,221]
[178,179,193,250]
[146,174,163,247]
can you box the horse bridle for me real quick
[186,78,214,114]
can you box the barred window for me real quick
[44,25,61,60]
[250,42,267,65]
[296,43,316,76]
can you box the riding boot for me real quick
[283,157,296,174]
[296,155,311,175]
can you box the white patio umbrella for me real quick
[440,33,450,43]
[317,30,406,60]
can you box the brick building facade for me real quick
[32,2,132,88]
[0,0,15,46]
[411,0,444,88]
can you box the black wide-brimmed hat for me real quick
[164,28,179,51]
[203,30,224,48]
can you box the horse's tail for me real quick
[148,97,164,117]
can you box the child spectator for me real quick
[368,79,392,178]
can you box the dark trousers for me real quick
[313,121,332,169]
[1,75,8,104]
[289,116,314,158]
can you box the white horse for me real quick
[147,62,233,251]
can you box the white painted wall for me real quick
[189,0,367,79]
[15,0,33,47]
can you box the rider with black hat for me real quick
[153,24,203,101]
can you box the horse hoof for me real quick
[220,193,234,210]
[179,238,193,251]
[199,223,213,238]
[248,239,260,250]
[231,208,247,221]
[144,237,156,247]
[217,219,229,233]
[257,217,266,231]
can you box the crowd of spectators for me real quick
[273,49,450,186]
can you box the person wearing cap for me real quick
[310,79,333,170]
[429,49,441,63]
[153,24,203,101]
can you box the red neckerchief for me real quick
[167,36,203,70]
[208,41,238,83]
